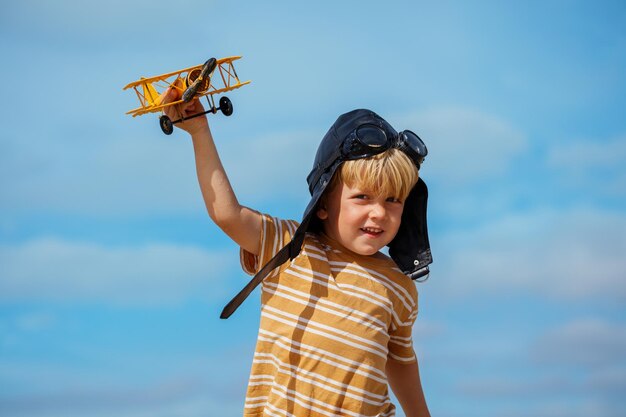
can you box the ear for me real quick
[316,192,329,220]
[316,205,328,220]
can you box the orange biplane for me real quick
[124,56,250,134]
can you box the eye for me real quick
[386,196,402,204]
[349,192,371,201]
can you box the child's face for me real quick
[317,181,405,256]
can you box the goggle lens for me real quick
[342,125,390,160]
[400,130,428,158]
[356,125,388,148]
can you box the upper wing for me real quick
[123,56,244,90]
[123,64,200,90]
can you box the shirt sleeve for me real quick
[240,213,300,277]
[387,282,419,364]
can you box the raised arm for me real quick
[386,355,431,417]
[163,89,261,255]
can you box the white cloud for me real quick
[0,124,319,216]
[391,107,527,186]
[456,375,572,397]
[547,135,626,170]
[0,103,529,219]
[218,128,319,202]
[14,312,57,332]
[531,318,626,367]
[2,1,216,43]
[413,319,446,339]
[0,238,235,305]
[0,129,197,215]
[13,105,523,217]
[585,367,626,397]
[469,401,626,417]
[432,207,626,301]
[0,346,252,417]
[448,318,626,417]
[546,135,626,198]
[0,379,242,417]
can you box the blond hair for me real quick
[330,149,419,202]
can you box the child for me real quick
[163,90,432,417]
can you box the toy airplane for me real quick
[124,56,250,134]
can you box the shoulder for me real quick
[258,213,300,233]
[365,251,414,282]
[256,213,300,249]
[376,256,417,293]
[363,253,419,311]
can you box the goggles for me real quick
[344,124,427,167]
[313,124,428,189]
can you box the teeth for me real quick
[362,227,382,233]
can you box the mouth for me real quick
[360,227,384,237]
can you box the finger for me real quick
[162,91,175,117]
[183,98,202,114]
[190,97,204,111]
[179,101,194,115]
[158,88,171,107]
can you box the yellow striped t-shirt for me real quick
[240,214,418,417]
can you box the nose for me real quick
[369,202,387,220]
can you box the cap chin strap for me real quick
[220,219,309,319]
[220,243,291,319]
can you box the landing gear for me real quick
[158,97,233,134]
[219,96,233,116]
[159,115,174,135]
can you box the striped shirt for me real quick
[240,214,418,417]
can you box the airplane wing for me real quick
[122,56,244,90]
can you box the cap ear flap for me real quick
[388,177,433,278]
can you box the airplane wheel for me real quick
[159,115,174,135]
[219,96,233,116]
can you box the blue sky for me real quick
[1,1,625,416]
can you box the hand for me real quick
[161,86,209,136]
